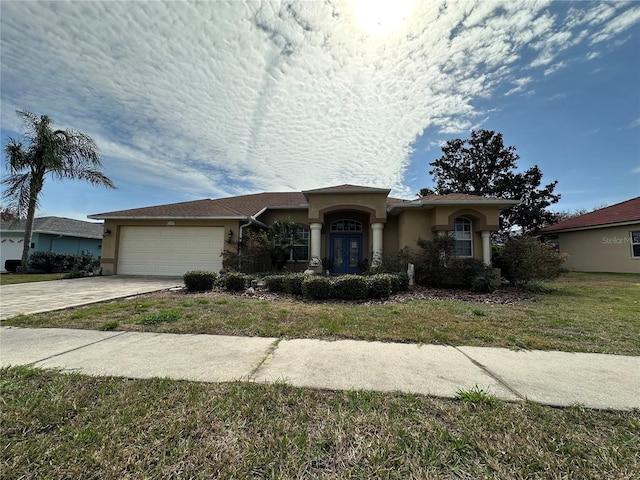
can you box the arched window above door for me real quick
[330,219,363,232]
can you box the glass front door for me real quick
[330,234,362,274]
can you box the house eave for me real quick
[388,199,519,214]
[87,215,250,221]
[539,220,640,234]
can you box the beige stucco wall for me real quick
[306,192,388,223]
[99,218,239,275]
[550,224,640,273]
[432,205,501,231]
[257,209,309,226]
[397,209,436,251]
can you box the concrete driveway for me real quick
[0,276,182,320]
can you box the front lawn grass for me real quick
[4,272,639,355]
[0,273,65,285]
[1,366,638,479]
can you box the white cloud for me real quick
[1,0,638,202]
[629,165,640,175]
[544,62,566,76]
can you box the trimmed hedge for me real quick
[264,272,410,300]
[366,274,392,299]
[28,252,96,273]
[282,273,306,295]
[223,272,249,292]
[264,275,286,292]
[302,276,334,300]
[184,270,217,292]
[332,275,368,300]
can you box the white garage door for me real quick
[117,226,224,276]
[1,237,25,272]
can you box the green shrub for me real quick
[412,237,494,290]
[223,272,248,292]
[470,275,494,293]
[302,276,334,300]
[29,252,96,273]
[264,275,286,293]
[332,275,368,300]
[183,270,216,292]
[283,273,306,295]
[498,236,567,285]
[366,274,392,299]
[450,258,495,289]
[412,236,455,287]
[389,272,410,293]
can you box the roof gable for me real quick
[540,196,640,233]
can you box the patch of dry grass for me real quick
[1,366,638,479]
[0,273,65,285]
[4,272,639,354]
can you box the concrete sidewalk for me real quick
[2,326,638,411]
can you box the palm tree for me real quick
[2,110,115,271]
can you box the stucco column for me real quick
[481,231,491,266]
[371,223,384,266]
[310,222,322,261]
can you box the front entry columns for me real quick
[481,231,491,265]
[310,223,322,261]
[371,223,384,266]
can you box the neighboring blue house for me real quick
[0,217,103,271]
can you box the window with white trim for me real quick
[274,227,309,261]
[632,230,640,258]
[450,217,473,257]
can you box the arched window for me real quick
[450,217,472,257]
[330,219,362,232]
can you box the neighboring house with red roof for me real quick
[89,184,518,276]
[539,196,640,273]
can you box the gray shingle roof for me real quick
[0,217,103,239]
[88,185,519,220]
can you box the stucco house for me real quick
[539,196,640,273]
[0,217,104,272]
[89,185,518,276]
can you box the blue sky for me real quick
[1,0,639,221]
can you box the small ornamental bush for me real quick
[470,275,494,293]
[332,275,368,300]
[498,236,567,285]
[183,270,216,292]
[224,272,248,292]
[366,274,392,299]
[264,275,286,293]
[390,272,410,293]
[451,258,495,289]
[282,273,306,295]
[302,276,334,300]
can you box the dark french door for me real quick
[329,234,362,274]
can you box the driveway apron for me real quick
[0,276,182,320]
